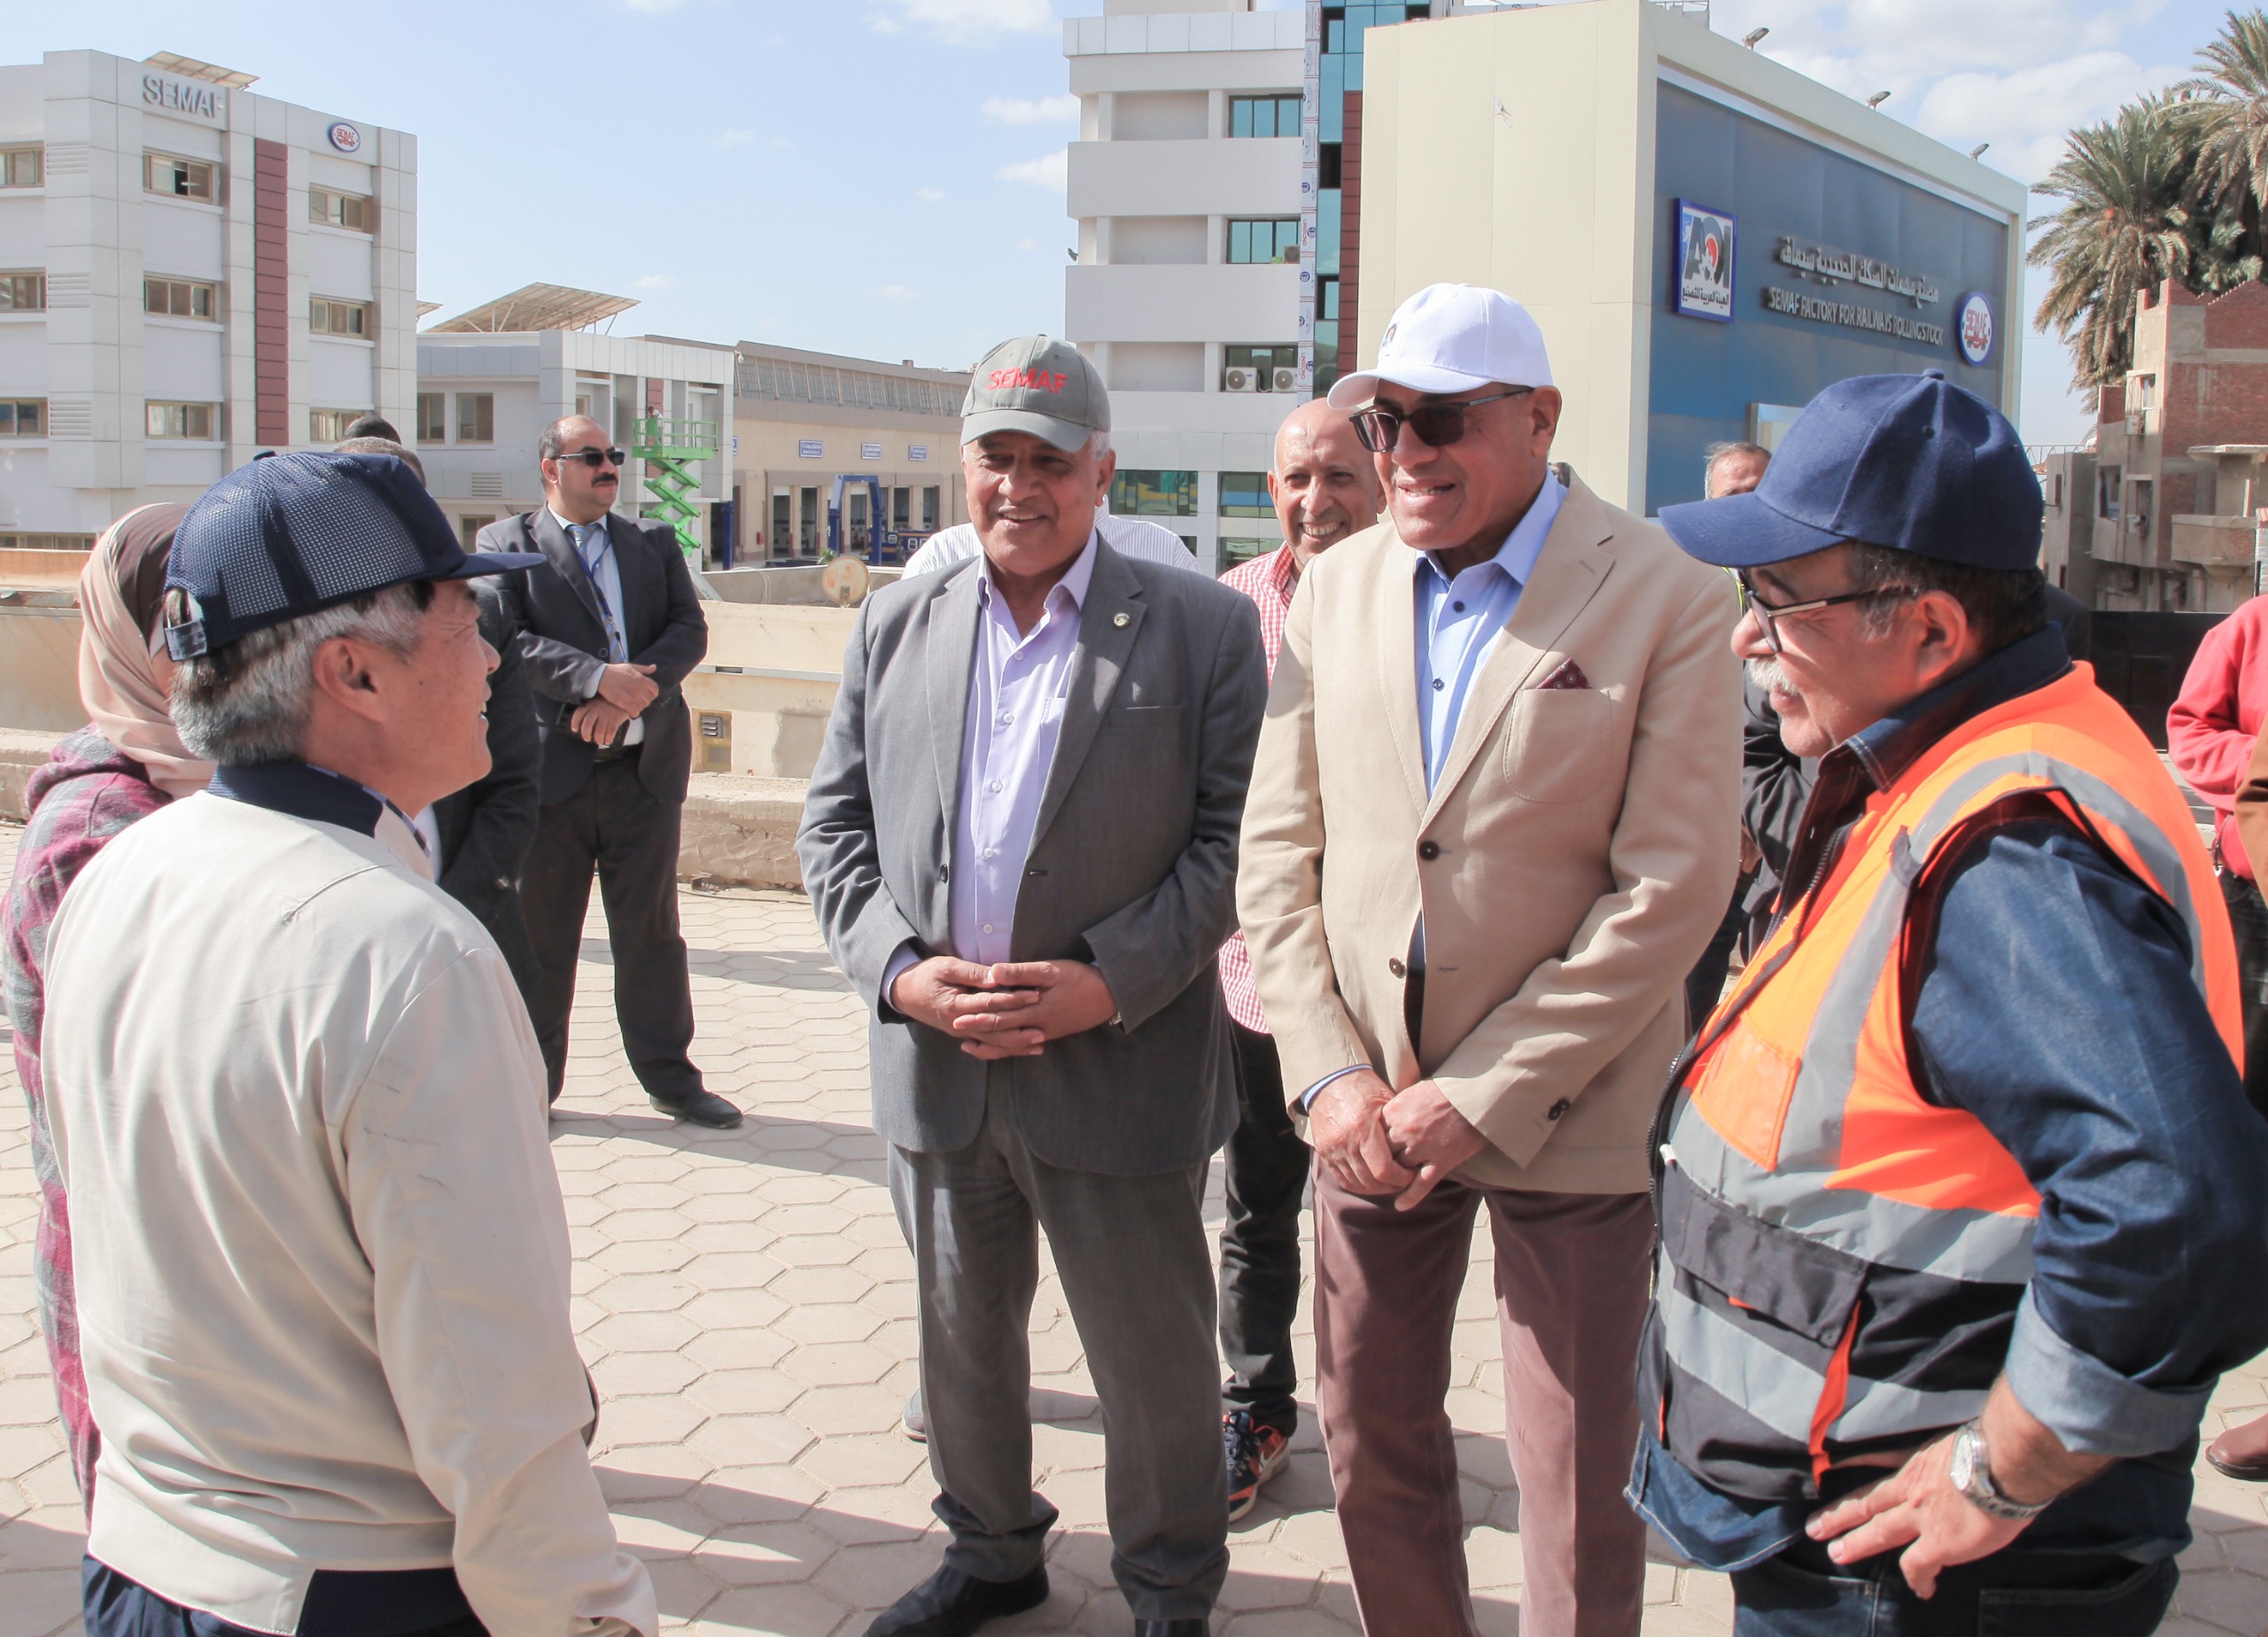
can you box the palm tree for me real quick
[2180,9,2268,267]
[2029,97,2200,388]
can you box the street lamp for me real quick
[1744,27,1769,46]
[1868,91,1892,108]
[1970,142,1991,159]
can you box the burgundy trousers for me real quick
[1311,1165,1654,1637]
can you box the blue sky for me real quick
[13,0,2254,442]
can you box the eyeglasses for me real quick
[1348,388,1534,454]
[1736,572,1917,655]
[554,447,626,469]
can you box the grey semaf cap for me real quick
[961,336,1109,453]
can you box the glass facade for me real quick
[1229,218,1302,265]
[1231,95,1302,138]
[1312,4,1433,397]
[1219,471,1273,517]
[1111,469,1199,517]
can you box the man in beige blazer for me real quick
[1238,284,1741,1637]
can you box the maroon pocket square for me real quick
[1538,658,1590,691]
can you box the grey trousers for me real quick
[887,1088,1230,1621]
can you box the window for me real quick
[0,532,96,550]
[799,486,819,554]
[1220,536,1277,573]
[455,392,493,445]
[772,493,790,555]
[1224,344,1300,393]
[921,485,940,531]
[0,272,43,313]
[310,298,372,337]
[309,188,373,232]
[1219,471,1273,518]
[458,516,496,552]
[1109,469,1198,517]
[146,401,216,440]
[144,152,215,202]
[2133,374,2158,410]
[2097,465,2122,521]
[1227,218,1301,265]
[1230,95,1302,138]
[0,147,41,189]
[309,408,361,443]
[1318,142,1342,190]
[416,393,446,443]
[0,400,45,438]
[893,486,911,531]
[144,275,216,320]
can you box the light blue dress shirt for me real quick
[552,508,642,746]
[883,533,1100,1003]
[1301,474,1565,1109]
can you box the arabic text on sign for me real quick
[1775,237,1941,306]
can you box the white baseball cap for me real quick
[1325,283,1554,408]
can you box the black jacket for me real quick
[431,582,541,1001]
[478,511,709,807]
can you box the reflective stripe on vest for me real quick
[1651,664,2240,1501]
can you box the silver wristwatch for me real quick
[1949,1420,2050,1521]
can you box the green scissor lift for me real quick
[630,415,719,561]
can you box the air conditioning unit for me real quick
[1270,367,1299,393]
[1223,368,1257,393]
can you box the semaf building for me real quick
[0,50,416,548]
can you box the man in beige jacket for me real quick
[1238,284,1740,1637]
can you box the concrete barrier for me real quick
[0,727,814,892]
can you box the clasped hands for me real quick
[1309,1068,1492,1212]
[571,663,661,744]
[889,956,1119,1059]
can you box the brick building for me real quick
[2043,277,2268,614]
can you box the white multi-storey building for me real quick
[0,50,416,547]
[416,304,732,560]
[1064,1,1308,572]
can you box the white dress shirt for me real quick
[550,507,643,747]
[883,532,1100,998]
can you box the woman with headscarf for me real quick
[1,503,211,1512]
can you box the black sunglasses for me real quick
[1349,388,1534,454]
[555,447,626,469]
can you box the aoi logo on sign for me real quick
[328,122,362,154]
[1954,291,1995,367]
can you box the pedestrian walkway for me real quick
[0,834,2262,1635]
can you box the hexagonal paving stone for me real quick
[1,857,2258,1636]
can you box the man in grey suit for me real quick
[797,337,1266,1637]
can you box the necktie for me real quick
[569,523,628,663]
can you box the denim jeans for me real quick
[1218,1020,1309,1433]
[1730,1537,2175,1637]
[2219,871,2268,1119]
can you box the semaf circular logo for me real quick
[1954,291,1994,367]
[327,121,361,153]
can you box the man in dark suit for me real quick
[336,434,542,1005]
[798,337,1265,1637]
[480,415,738,1129]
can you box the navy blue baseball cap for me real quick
[165,450,542,659]
[1658,371,2043,572]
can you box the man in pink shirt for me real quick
[2168,597,2268,1114]
[1216,400,1381,1520]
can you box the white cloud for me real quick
[868,13,905,33]
[634,274,673,290]
[715,128,754,148]
[873,0,1053,42]
[997,149,1068,191]
[876,284,919,299]
[1016,237,1037,250]
[983,94,1079,125]
[915,187,946,203]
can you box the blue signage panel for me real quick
[1645,81,2010,513]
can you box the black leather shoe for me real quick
[865,1566,1048,1636]
[649,1090,742,1129]
[1133,1622,1210,1636]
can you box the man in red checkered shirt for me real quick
[1216,399,1381,1521]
